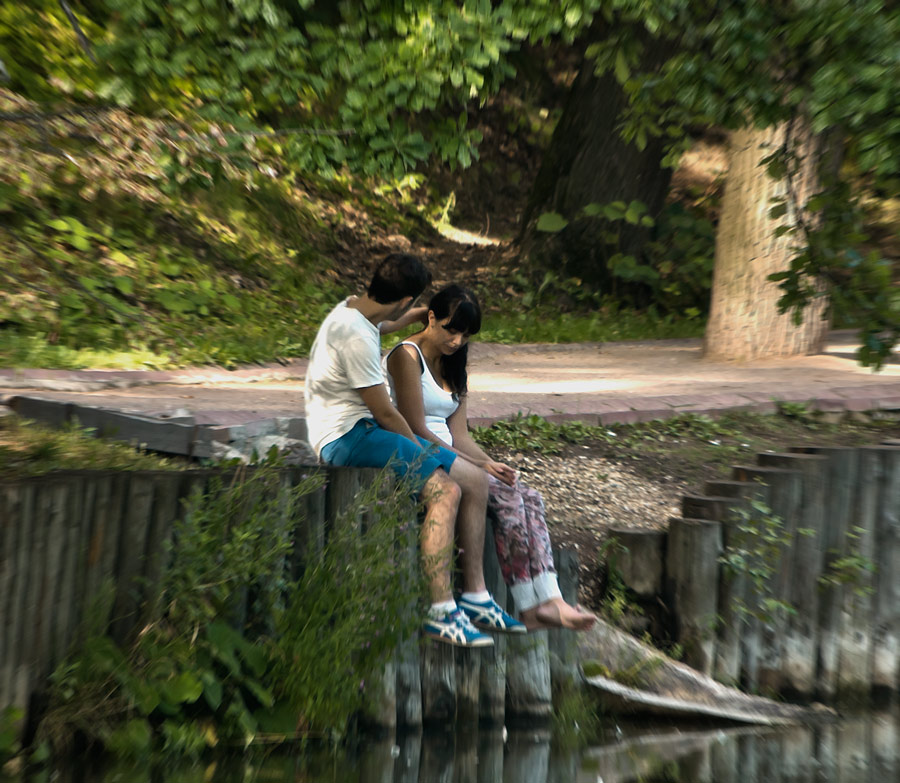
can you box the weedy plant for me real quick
[38,465,425,759]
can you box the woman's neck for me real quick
[409,332,443,367]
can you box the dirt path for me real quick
[3,332,900,426]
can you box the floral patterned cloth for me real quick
[487,475,559,610]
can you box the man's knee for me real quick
[450,459,489,497]
[423,470,462,509]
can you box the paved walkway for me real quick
[3,331,900,429]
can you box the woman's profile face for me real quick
[430,314,469,354]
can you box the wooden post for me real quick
[731,464,801,695]
[790,446,859,701]
[607,528,666,599]
[506,631,552,721]
[0,481,28,713]
[395,515,423,728]
[665,517,721,676]
[866,446,900,698]
[477,728,505,783]
[478,513,506,724]
[52,475,86,668]
[681,494,748,687]
[757,452,827,697]
[420,643,457,724]
[705,478,766,691]
[547,549,580,692]
[110,474,156,643]
[453,647,480,725]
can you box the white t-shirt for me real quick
[384,341,460,447]
[304,299,385,456]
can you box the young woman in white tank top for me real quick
[385,285,596,631]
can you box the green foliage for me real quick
[718,499,800,624]
[819,526,876,595]
[588,1,900,364]
[39,466,424,758]
[0,417,178,476]
[0,706,23,765]
[523,199,716,316]
[472,412,602,455]
[272,471,424,736]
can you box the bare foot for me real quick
[519,607,554,631]
[534,599,597,631]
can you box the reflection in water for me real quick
[4,711,899,783]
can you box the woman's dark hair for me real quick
[428,285,481,397]
[368,253,432,304]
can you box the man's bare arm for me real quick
[357,384,419,441]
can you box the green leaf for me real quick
[113,276,135,295]
[535,212,569,232]
[614,50,630,84]
[200,670,223,711]
[162,672,203,705]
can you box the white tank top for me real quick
[384,342,459,446]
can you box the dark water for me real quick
[4,712,899,782]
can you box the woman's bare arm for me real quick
[379,306,427,335]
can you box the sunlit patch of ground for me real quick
[435,222,502,246]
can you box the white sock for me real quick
[461,590,490,604]
[428,599,457,619]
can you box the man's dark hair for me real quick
[368,253,432,304]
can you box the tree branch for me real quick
[58,0,97,64]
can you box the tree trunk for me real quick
[703,124,830,360]
[520,34,675,290]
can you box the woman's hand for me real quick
[483,460,517,486]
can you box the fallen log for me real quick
[578,619,836,726]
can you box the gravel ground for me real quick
[490,446,692,607]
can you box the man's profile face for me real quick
[388,295,417,322]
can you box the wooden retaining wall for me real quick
[611,442,900,702]
[0,467,577,730]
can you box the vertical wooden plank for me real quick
[110,474,155,643]
[478,512,507,724]
[706,477,770,691]
[682,494,749,687]
[140,472,183,616]
[418,729,455,783]
[52,476,84,668]
[869,446,900,697]
[453,728,478,783]
[453,647,480,725]
[756,453,827,698]
[35,479,69,679]
[421,642,457,724]
[665,516,721,675]
[871,711,900,776]
[837,448,876,699]
[547,548,579,691]
[72,475,100,644]
[396,510,423,728]
[505,630,552,720]
[7,481,35,715]
[503,728,551,783]
[477,728,504,783]
[789,446,859,701]
[732,465,802,695]
[0,481,21,710]
[395,729,422,783]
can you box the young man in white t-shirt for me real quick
[305,253,524,647]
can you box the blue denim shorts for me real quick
[320,418,457,489]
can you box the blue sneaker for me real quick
[424,608,494,648]
[458,596,527,634]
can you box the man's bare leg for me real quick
[448,458,490,593]
[419,469,461,602]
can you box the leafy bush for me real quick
[38,466,425,758]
